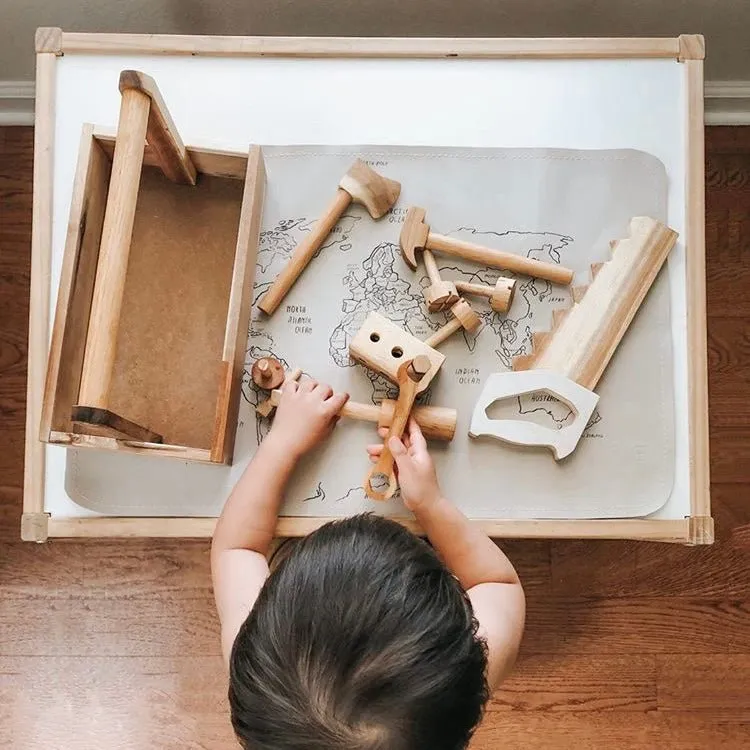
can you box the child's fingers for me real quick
[366,444,384,456]
[300,378,318,393]
[406,418,427,451]
[281,378,299,393]
[315,382,333,400]
[377,427,389,439]
[326,391,349,415]
[388,435,408,457]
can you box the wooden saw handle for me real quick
[364,359,425,501]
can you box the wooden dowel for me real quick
[78,88,150,409]
[423,317,462,348]
[422,248,442,285]
[268,390,456,440]
[455,281,492,298]
[119,70,196,185]
[258,188,352,315]
[428,232,573,285]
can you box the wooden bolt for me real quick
[455,277,516,313]
[258,160,401,316]
[251,357,287,390]
[400,205,573,286]
[423,298,482,348]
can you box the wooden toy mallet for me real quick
[258,160,401,316]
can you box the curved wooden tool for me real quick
[258,160,401,316]
[400,206,573,286]
[470,217,678,459]
[364,356,430,501]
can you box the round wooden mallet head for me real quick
[490,278,517,313]
[251,357,286,390]
[425,280,460,313]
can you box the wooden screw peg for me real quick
[455,277,517,314]
[251,357,286,390]
[74,70,194,441]
[267,387,456,440]
[364,358,428,501]
[256,367,302,417]
[423,298,482,349]
[258,160,401,316]
[400,205,573,286]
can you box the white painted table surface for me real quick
[44,54,691,521]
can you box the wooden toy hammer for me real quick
[423,298,482,348]
[258,160,401,315]
[399,206,574,286]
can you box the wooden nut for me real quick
[251,357,285,390]
[490,278,517,313]
[424,280,460,313]
[407,354,432,381]
[450,298,482,332]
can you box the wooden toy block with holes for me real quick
[40,69,266,464]
[469,217,679,460]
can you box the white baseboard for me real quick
[705,81,750,125]
[1,78,748,127]
[0,81,35,125]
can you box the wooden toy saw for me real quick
[469,216,679,459]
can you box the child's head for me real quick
[229,513,488,750]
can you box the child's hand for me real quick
[269,378,349,458]
[366,418,442,511]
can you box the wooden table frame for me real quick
[22,29,711,545]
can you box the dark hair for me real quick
[229,513,488,750]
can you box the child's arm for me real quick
[212,379,348,662]
[367,420,525,689]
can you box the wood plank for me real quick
[523,597,750,654]
[710,425,750,482]
[707,317,750,428]
[684,58,710,521]
[471,712,750,750]
[552,527,750,598]
[80,540,211,599]
[60,33,682,59]
[489,654,656,712]
[0,656,235,749]
[658,655,750,711]
[22,53,55,517]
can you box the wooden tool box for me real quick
[40,71,266,464]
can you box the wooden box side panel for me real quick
[41,126,111,438]
[210,146,266,463]
[106,163,245,449]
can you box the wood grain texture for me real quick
[58,32,683,59]
[3,126,750,747]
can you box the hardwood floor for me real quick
[1,126,749,749]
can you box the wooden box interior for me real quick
[44,129,255,457]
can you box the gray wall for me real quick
[1,0,749,82]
